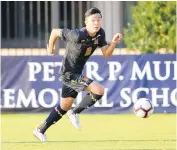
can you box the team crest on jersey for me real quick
[85,47,92,56]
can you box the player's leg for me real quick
[33,85,78,141]
[72,81,104,114]
[67,75,104,129]
[37,98,74,134]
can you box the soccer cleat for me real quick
[67,109,81,129]
[33,128,47,142]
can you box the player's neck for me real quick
[86,28,96,37]
[88,32,96,37]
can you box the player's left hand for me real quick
[111,33,123,44]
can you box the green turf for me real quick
[1,114,176,150]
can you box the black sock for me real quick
[73,92,103,114]
[38,105,67,134]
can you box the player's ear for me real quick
[85,20,87,25]
[85,18,88,25]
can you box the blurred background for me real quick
[1,1,176,55]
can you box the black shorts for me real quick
[60,73,93,98]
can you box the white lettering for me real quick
[171,88,177,106]
[172,61,177,80]
[3,89,15,108]
[38,88,59,108]
[16,89,38,108]
[42,62,55,81]
[150,88,170,107]
[132,88,149,102]
[130,61,154,80]
[120,88,131,107]
[107,61,122,81]
[28,62,42,81]
[86,62,103,81]
[153,61,171,80]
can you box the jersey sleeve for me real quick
[98,29,108,48]
[61,29,79,42]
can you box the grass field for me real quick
[1,114,176,150]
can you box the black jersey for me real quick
[60,27,107,75]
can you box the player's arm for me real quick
[101,33,123,58]
[47,29,62,55]
[47,28,78,55]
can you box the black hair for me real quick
[85,7,102,19]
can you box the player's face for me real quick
[85,13,102,34]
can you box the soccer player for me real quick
[33,7,122,141]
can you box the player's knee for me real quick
[95,85,105,96]
[89,91,104,102]
[89,82,105,96]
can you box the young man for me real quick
[33,7,122,141]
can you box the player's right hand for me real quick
[47,44,55,55]
[111,33,123,44]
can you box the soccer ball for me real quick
[133,98,154,118]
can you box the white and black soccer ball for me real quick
[133,98,154,118]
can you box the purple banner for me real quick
[1,54,176,113]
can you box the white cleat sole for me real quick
[67,110,81,129]
[70,122,81,129]
[33,128,46,142]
